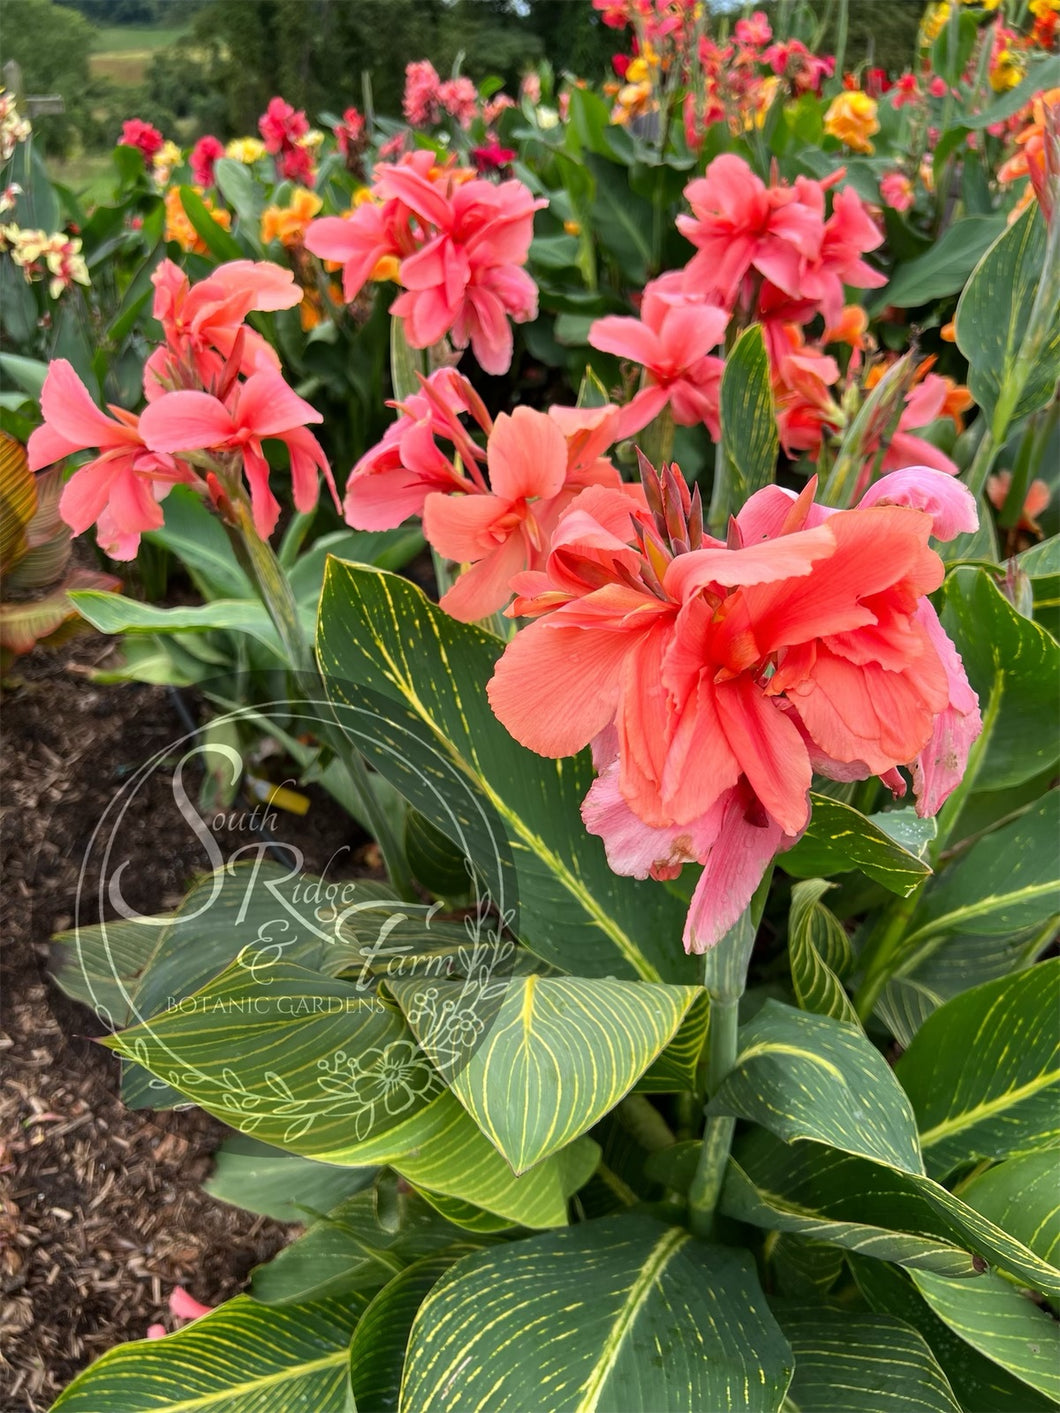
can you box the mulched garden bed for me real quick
[0,635,367,1412]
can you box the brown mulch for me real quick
[0,636,367,1412]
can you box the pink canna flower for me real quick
[144,258,302,400]
[258,97,314,185]
[438,76,479,130]
[343,368,492,530]
[404,60,442,127]
[190,134,225,189]
[139,372,334,539]
[880,171,915,212]
[678,154,825,307]
[875,374,961,480]
[488,461,980,952]
[383,167,544,375]
[309,154,544,375]
[589,275,728,436]
[421,406,626,623]
[423,407,571,621]
[27,360,194,560]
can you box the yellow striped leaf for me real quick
[960,1151,1060,1268]
[389,974,701,1171]
[894,959,1060,1178]
[709,1001,923,1174]
[104,959,591,1228]
[50,1295,363,1411]
[851,1255,1060,1413]
[724,1131,1060,1295]
[787,881,861,1028]
[399,1215,794,1412]
[773,1304,961,1413]
[349,1252,457,1413]
[912,1270,1060,1402]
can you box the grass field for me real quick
[89,23,189,86]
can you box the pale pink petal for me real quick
[908,600,982,816]
[683,790,790,953]
[857,467,978,541]
[582,761,722,880]
[169,1287,213,1321]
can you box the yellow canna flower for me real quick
[563,219,581,236]
[1029,0,1059,14]
[922,2,951,42]
[260,186,322,246]
[824,91,880,154]
[225,137,266,164]
[990,49,1026,92]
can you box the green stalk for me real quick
[226,501,415,900]
[686,904,759,1239]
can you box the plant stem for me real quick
[225,503,415,900]
[686,904,759,1239]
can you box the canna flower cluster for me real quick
[589,154,886,442]
[0,90,31,161]
[343,366,630,622]
[190,135,226,189]
[118,118,165,163]
[27,260,335,557]
[258,97,318,186]
[1,226,90,298]
[402,62,481,130]
[305,151,543,375]
[487,459,982,952]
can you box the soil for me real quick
[0,634,372,1412]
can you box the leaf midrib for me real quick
[87,1345,347,1412]
[919,1067,1060,1150]
[576,1226,690,1413]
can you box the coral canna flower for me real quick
[488,462,981,952]
[423,406,571,622]
[139,373,333,538]
[27,359,193,560]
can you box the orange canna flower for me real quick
[163,186,232,255]
[822,304,869,349]
[260,187,323,247]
